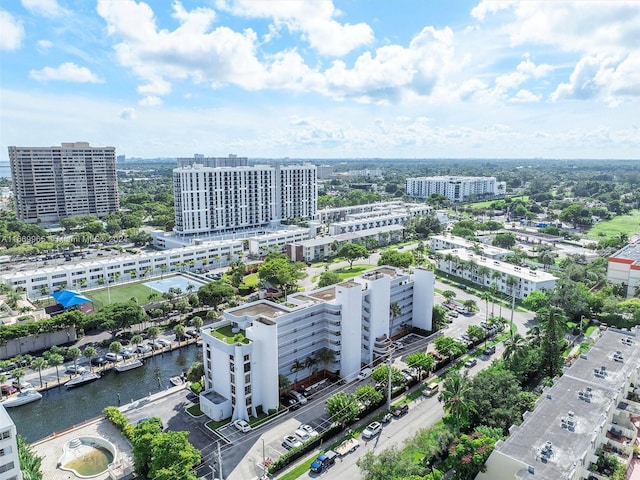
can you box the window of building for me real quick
[0,431,10,440]
[0,462,15,474]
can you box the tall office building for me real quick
[8,142,119,224]
[405,175,506,202]
[173,161,317,235]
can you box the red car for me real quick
[1,384,17,395]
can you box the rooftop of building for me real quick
[408,175,499,181]
[431,234,513,257]
[226,302,289,320]
[494,328,640,480]
[439,248,558,282]
[292,224,404,248]
[611,241,640,262]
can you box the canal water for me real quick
[8,345,202,443]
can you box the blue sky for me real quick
[1,0,639,160]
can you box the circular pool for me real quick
[58,436,117,478]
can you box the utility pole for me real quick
[262,438,267,479]
[217,442,223,480]
[510,287,516,337]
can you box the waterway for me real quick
[7,345,202,443]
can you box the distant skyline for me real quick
[1,0,639,161]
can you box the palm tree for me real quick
[30,357,48,387]
[314,348,336,378]
[505,275,519,337]
[389,302,402,324]
[12,368,25,390]
[503,333,527,363]
[174,324,186,344]
[442,290,456,304]
[68,347,81,375]
[477,265,491,286]
[462,299,477,313]
[304,356,317,382]
[191,316,203,331]
[438,371,473,434]
[444,253,455,273]
[278,374,291,394]
[479,291,492,317]
[147,326,160,342]
[539,250,555,271]
[290,359,305,386]
[131,335,143,356]
[83,346,96,372]
[109,341,123,363]
[48,353,64,385]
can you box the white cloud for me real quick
[0,11,25,50]
[138,96,162,107]
[21,0,68,17]
[471,0,517,21]
[37,39,53,51]
[29,62,102,83]
[119,108,136,120]
[509,89,542,103]
[218,0,373,57]
[516,55,553,78]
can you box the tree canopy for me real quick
[258,253,306,295]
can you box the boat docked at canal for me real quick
[115,359,144,372]
[65,371,102,389]
[2,388,43,407]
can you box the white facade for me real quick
[199,266,435,421]
[435,249,557,299]
[0,405,22,480]
[315,201,406,224]
[406,176,506,202]
[477,328,640,480]
[329,204,431,236]
[430,234,514,260]
[9,142,119,223]
[173,163,317,235]
[247,228,309,257]
[0,242,243,298]
[607,239,640,298]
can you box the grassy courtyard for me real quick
[85,281,157,307]
[587,209,640,240]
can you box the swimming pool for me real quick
[144,275,206,294]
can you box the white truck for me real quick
[334,437,360,456]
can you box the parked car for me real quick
[135,345,152,354]
[65,365,87,374]
[447,311,459,318]
[233,419,251,433]
[310,450,337,473]
[294,429,311,443]
[381,412,393,423]
[464,358,478,368]
[422,383,440,397]
[184,330,199,338]
[156,339,171,347]
[289,390,307,405]
[1,385,17,395]
[357,367,372,380]
[121,349,134,359]
[283,434,303,449]
[362,421,382,439]
[393,404,409,417]
[280,394,300,410]
[105,352,123,362]
[299,424,319,438]
[90,356,108,366]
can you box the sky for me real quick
[1,0,639,161]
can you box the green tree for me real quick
[109,341,123,362]
[148,431,200,480]
[147,326,160,342]
[357,446,430,479]
[132,418,163,477]
[438,371,473,434]
[83,346,97,372]
[67,347,81,375]
[318,270,341,288]
[405,351,435,380]
[377,249,413,268]
[371,364,405,388]
[503,333,528,365]
[314,348,336,378]
[522,290,549,312]
[492,232,516,248]
[30,357,48,387]
[187,361,204,383]
[325,392,360,427]
[12,368,25,389]
[48,353,64,385]
[434,336,466,359]
[278,374,291,393]
[290,359,305,385]
[191,316,203,330]
[354,384,384,407]
[174,324,186,343]
[338,243,369,269]
[18,435,43,480]
[447,431,496,480]
[442,290,456,303]
[540,308,567,378]
[258,253,306,296]
[197,280,235,308]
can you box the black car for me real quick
[483,345,496,356]
[90,356,108,366]
[280,394,300,410]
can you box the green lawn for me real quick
[587,209,640,240]
[85,281,157,307]
[334,264,371,279]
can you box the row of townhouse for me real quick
[430,234,514,260]
[286,225,404,263]
[198,266,434,422]
[0,241,244,298]
[328,205,432,236]
[477,327,640,480]
[315,201,406,224]
[434,248,557,299]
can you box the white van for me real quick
[357,368,372,380]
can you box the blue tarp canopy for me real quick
[51,289,92,308]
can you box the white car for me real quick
[299,424,319,438]
[294,429,311,442]
[362,421,382,439]
[105,352,123,362]
[283,434,303,449]
[290,390,307,405]
[233,419,251,433]
[357,368,372,380]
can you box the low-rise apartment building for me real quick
[607,238,640,298]
[477,327,640,480]
[406,175,506,203]
[198,266,434,422]
[435,248,557,299]
[430,234,514,260]
[0,242,243,298]
[328,205,431,236]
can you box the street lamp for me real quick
[262,438,267,479]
